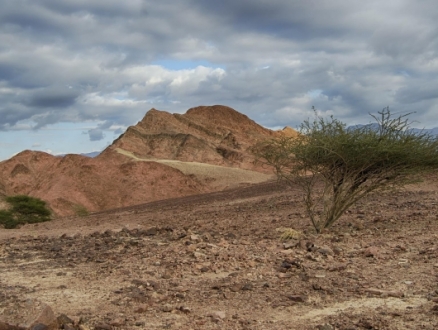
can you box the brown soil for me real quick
[1,178,438,329]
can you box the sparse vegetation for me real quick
[276,227,302,240]
[73,204,89,217]
[254,107,438,233]
[0,195,51,229]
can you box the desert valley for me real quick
[1,106,438,330]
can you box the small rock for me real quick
[364,246,380,258]
[64,325,76,330]
[94,323,112,330]
[316,324,334,330]
[229,284,242,292]
[161,305,173,313]
[281,261,293,269]
[200,266,209,273]
[30,325,48,330]
[313,284,324,290]
[134,306,148,313]
[193,251,205,259]
[144,227,158,236]
[242,283,253,291]
[57,314,74,327]
[317,247,334,256]
[365,288,404,298]
[210,311,226,320]
[283,241,297,249]
[179,306,191,314]
[286,295,308,303]
[109,318,125,327]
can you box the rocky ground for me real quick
[1,179,438,329]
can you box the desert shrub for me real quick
[254,108,438,233]
[0,210,17,229]
[73,204,89,217]
[0,195,51,229]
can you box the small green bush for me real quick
[73,204,89,217]
[0,195,51,229]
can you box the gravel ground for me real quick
[1,180,438,329]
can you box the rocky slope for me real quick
[102,105,289,171]
[0,106,297,216]
[0,150,204,216]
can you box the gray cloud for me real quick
[27,87,80,108]
[88,128,104,141]
[0,0,437,141]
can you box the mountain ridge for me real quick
[0,105,291,217]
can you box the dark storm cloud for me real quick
[27,88,80,108]
[0,0,437,139]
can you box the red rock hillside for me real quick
[0,150,205,216]
[0,105,298,216]
[101,105,282,171]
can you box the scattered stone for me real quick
[160,305,173,313]
[365,288,404,298]
[242,283,253,291]
[210,311,226,320]
[144,227,158,236]
[286,295,308,303]
[317,246,334,256]
[229,284,243,292]
[313,284,324,290]
[364,246,380,258]
[93,323,112,330]
[283,241,297,249]
[30,324,48,330]
[179,306,191,314]
[109,318,125,327]
[57,314,74,327]
[316,324,334,330]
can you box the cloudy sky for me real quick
[1,0,438,160]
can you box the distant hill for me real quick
[348,123,438,136]
[57,151,101,158]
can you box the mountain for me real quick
[100,105,280,171]
[0,105,296,216]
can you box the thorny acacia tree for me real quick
[254,108,438,233]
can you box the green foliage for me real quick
[0,195,51,229]
[255,107,438,233]
[276,227,302,240]
[73,204,89,217]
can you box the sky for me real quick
[1,0,438,160]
